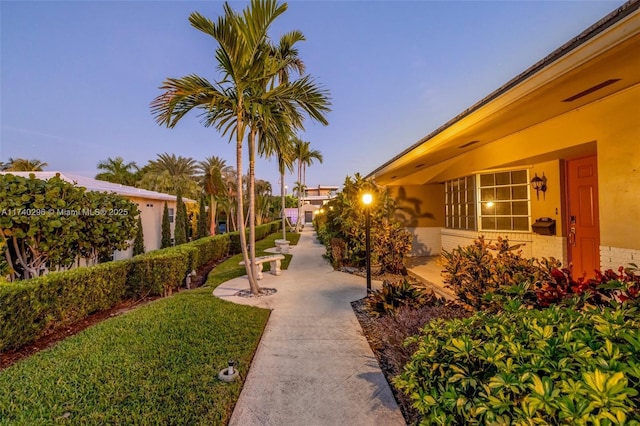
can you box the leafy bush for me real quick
[0,261,129,351]
[372,219,412,274]
[394,303,640,424]
[442,236,559,310]
[365,280,440,317]
[314,173,412,273]
[227,221,280,255]
[373,303,469,377]
[0,173,138,280]
[370,303,470,425]
[442,237,640,311]
[127,250,190,298]
[535,264,639,308]
[0,233,232,352]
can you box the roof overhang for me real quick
[367,1,640,186]
[1,172,195,202]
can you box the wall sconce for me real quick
[530,172,547,200]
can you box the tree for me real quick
[197,195,208,239]
[182,198,191,241]
[138,153,199,198]
[95,156,138,186]
[293,138,323,230]
[274,139,295,240]
[4,158,48,171]
[161,202,172,248]
[0,174,137,280]
[197,156,230,235]
[174,192,187,245]
[254,179,272,225]
[151,0,330,295]
[75,191,139,265]
[133,216,145,255]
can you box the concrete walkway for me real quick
[406,256,456,300]
[213,230,406,426]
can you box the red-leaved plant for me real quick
[535,264,639,307]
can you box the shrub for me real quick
[373,303,469,377]
[365,279,440,317]
[228,221,281,255]
[373,219,412,274]
[394,303,640,424]
[127,249,190,298]
[535,264,639,308]
[441,236,559,310]
[0,261,129,351]
[315,174,413,274]
[0,233,233,352]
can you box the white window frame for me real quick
[476,169,531,232]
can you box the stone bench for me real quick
[239,254,285,280]
[274,239,290,254]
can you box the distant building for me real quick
[2,171,193,259]
[300,185,339,224]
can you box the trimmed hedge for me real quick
[0,221,280,351]
[0,261,129,351]
[228,221,282,255]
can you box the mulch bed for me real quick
[0,255,228,371]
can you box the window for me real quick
[478,170,530,231]
[168,208,174,223]
[445,176,476,230]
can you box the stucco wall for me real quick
[529,159,563,235]
[595,86,640,250]
[405,227,442,256]
[387,184,445,228]
[114,197,177,260]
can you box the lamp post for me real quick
[362,192,373,293]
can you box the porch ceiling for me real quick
[370,9,640,186]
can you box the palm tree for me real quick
[197,156,230,235]
[262,133,295,240]
[258,30,307,241]
[139,153,198,197]
[255,179,273,225]
[4,158,48,171]
[151,0,330,295]
[95,156,138,185]
[293,139,323,230]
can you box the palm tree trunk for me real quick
[209,194,217,235]
[248,128,258,290]
[281,171,286,240]
[297,161,303,231]
[235,109,258,293]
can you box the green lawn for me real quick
[0,231,300,425]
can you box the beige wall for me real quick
[594,89,640,250]
[114,197,177,260]
[387,184,445,228]
[530,159,563,235]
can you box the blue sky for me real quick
[1,0,626,193]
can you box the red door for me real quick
[567,156,600,278]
